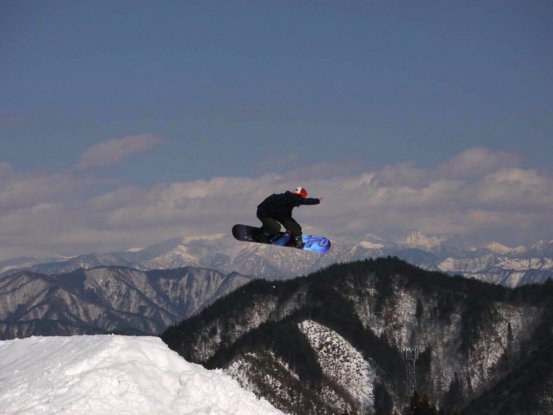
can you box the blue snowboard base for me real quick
[232,224,331,254]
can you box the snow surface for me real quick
[0,335,284,415]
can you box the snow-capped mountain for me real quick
[2,232,552,287]
[358,233,386,250]
[485,242,527,255]
[401,230,448,250]
[0,335,282,415]
[529,239,553,257]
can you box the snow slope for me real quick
[298,320,376,409]
[0,335,284,415]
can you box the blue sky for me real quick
[1,1,552,257]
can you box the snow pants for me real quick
[256,211,302,239]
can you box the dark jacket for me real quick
[257,191,320,219]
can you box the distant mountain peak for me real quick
[532,240,553,249]
[485,242,526,255]
[359,240,385,250]
[400,230,447,249]
[358,233,386,249]
[364,233,385,241]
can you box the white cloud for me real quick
[0,170,89,211]
[74,134,163,171]
[474,168,551,209]
[0,146,551,258]
[435,147,519,179]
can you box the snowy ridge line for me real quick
[2,233,552,287]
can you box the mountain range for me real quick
[2,231,551,287]
[162,257,553,415]
[3,250,553,413]
[0,266,253,339]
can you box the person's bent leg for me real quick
[281,218,303,248]
[256,214,281,242]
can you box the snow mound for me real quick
[0,335,284,415]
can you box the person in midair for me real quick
[255,187,321,248]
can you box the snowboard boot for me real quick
[293,235,304,249]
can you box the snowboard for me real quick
[232,224,331,254]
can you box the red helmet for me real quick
[292,186,308,198]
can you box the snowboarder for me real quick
[255,187,321,249]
